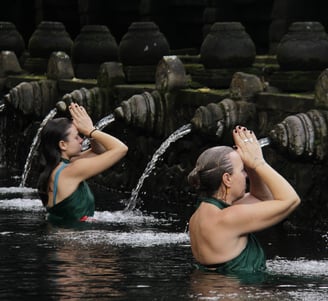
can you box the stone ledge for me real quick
[256,92,315,112]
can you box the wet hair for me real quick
[37,117,72,206]
[188,146,234,197]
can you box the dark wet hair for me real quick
[37,117,72,206]
[188,146,234,197]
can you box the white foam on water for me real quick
[93,209,166,225]
[0,186,37,194]
[0,193,175,229]
[0,231,14,235]
[288,290,328,301]
[51,230,190,247]
[267,257,328,277]
[0,198,44,211]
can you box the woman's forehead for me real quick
[229,151,243,166]
[68,124,78,134]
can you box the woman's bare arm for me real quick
[67,103,128,180]
[226,126,300,234]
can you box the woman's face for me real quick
[229,151,247,202]
[62,124,83,157]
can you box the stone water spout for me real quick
[61,86,117,150]
[114,90,165,136]
[190,98,258,138]
[61,86,111,120]
[4,79,59,117]
[190,97,328,161]
[269,109,328,160]
[113,55,187,136]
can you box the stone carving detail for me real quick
[230,72,265,101]
[114,91,165,135]
[269,110,328,160]
[0,22,25,57]
[314,68,328,109]
[4,80,58,116]
[71,25,118,78]
[277,22,328,70]
[200,22,256,69]
[119,22,169,66]
[191,98,257,137]
[62,87,111,119]
[155,55,188,93]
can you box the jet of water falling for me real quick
[258,137,271,147]
[125,127,270,211]
[20,101,67,187]
[124,123,192,211]
[81,113,116,150]
[20,109,58,187]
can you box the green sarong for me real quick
[194,197,266,274]
[46,160,95,224]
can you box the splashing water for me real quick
[0,103,5,112]
[124,123,192,211]
[259,137,271,147]
[20,108,58,187]
[81,113,115,150]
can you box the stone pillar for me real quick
[118,21,170,83]
[71,25,119,79]
[25,21,73,74]
[0,22,25,58]
[277,21,328,70]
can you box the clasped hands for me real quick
[233,126,266,170]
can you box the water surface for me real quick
[0,169,327,300]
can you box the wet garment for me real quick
[194,197,266,274]
[46,159,95,223]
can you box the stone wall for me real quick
[1,2,328,231]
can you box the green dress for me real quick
[46,159,95,224]
[194,197,266,274]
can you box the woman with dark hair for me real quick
[38,102,128,223]
[188,125,300,274]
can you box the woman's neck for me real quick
[60,157,70,163]
[213,188,232,205]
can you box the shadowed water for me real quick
[0,169,327,300]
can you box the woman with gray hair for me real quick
[188,125,300,274]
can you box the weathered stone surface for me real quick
[229,72,264,101]
[314,68,328,109]
[277,22,328,71]
[0,51,22,76]
[47,51,74,80]
[97,62,125,88]
[155,55,188,93]
[200,22,256,69]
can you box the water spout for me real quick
[81,113,116,150]
[0,103,5,112]
[19,101,67,187]
[268,110,328,160]
[124,123,192,211]
[192,98,257,137]
[259,137,271,148]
